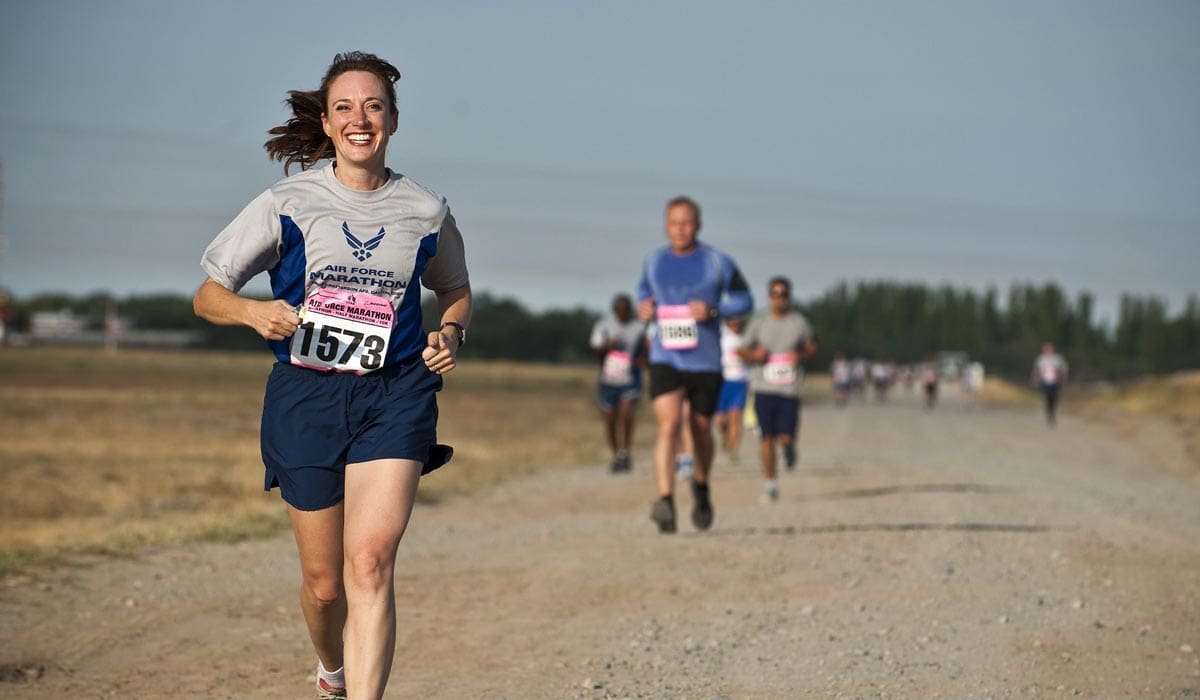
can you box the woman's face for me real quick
[321,70,398,171]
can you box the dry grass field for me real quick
[1066,369,1200,477]
[2,347,1195,577]
[0,347,641,574]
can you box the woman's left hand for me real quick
[422,329,459,374]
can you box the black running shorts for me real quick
[648,363,723,417]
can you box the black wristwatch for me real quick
[440,321,466,348]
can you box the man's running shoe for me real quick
[317,677,347,700]
[675,454,695,481]
[651,496,676,533]
[783,443,797,470]
[691,480,714,531]
[611,450,631,474]
[760,480,780,504]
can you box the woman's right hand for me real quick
[193,278,299,341]
[250,299,301,341]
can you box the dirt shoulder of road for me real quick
[1,372,1198,699]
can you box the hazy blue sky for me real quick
[1,0,1197,323]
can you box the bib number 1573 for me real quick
[290,289,393,374]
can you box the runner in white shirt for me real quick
[1030,342,1069,426]
[962,361,985,403]
[831,352,852,408]
[589,294,646,473]
[714,316,750,464]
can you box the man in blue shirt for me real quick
[636,196,753,533]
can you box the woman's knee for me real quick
[302,569,343,609]
[345,540,400,592]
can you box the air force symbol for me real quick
[342,222,386,262]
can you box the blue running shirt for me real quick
[636,243,753,372]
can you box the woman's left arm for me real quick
[423,282,472,375]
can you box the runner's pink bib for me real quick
[291,288,393,374]
[657,305,698,350]
[763,353,797,386]
[602,349,635,385]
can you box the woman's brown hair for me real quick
[264,51,402,173]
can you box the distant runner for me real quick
[589,294,646,473]
[714,316,750,464]
[637,196,753,533]
[1031,342,1069,426]
[871,361,895,402]
[920,356,939,410]
[962,361,985,403]
[739,277,817,503]
[831,352,852,408]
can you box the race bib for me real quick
[290,288,393,374]
[657,305,698,350]
[1040,363,1059,384]
[722,349,748,381]
[763,353,797,386]
[601,349,634,385]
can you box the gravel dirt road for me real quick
[2,387,1198,699]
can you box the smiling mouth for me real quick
[347,133,373,145]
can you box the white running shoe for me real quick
[675,454,695,481]
[317,677,347,700]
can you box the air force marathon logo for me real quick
[310,221,404,289]
[342,222,386,262]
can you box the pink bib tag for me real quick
[602,350,634,385]
[657,305,698,350]
[291,288,393,374]
[763,353,797,386]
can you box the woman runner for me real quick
[193,52,471,700]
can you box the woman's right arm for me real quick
[193,277,299,341]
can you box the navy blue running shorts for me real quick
[260,358,442,511]
[597,381,641,411]
[754,393,801,438]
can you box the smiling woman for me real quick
[190,51,473,700]
[263,51,402,177]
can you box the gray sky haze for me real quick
[1,0,1197,322]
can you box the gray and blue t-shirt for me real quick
[201,163,468,367]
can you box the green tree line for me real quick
[800,281,1199,380]
[3,281,1196,379]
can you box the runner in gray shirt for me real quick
[739,277,817,503]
